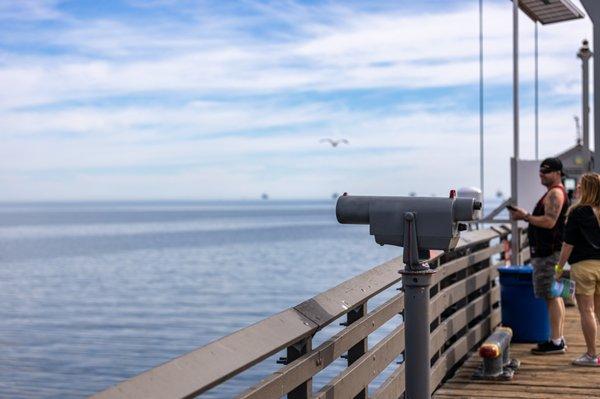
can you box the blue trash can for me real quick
[498,265,550,343]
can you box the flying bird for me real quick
[319,138,349,147]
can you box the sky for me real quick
[0,0,594,201]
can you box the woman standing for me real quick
[556,172,600,366]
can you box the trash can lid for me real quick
[497,265,533,275]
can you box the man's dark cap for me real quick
[540,157,564,175]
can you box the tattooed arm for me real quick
[527,188,565,229]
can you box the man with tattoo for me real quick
[510,157,569,354]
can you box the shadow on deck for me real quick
[434,306,600,398]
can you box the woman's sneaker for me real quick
[572,353,600,367]
[531,339,566,355]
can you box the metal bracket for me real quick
[473,358,520,381]
[401,212,431,272]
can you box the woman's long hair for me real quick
[569,172,600,224]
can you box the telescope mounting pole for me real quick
[400,212,436,399]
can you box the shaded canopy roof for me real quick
[517,0,584,24]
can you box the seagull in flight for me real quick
[319,138,349,147]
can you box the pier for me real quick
[91,223,600,399]
[92,225,600,399]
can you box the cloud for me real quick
[0,0,63,21]
[0,0,594,200]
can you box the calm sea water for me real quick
[0,200,408,398]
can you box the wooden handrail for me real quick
[313,324,406,399]
[237,294,404,399]
[430,308,501,392]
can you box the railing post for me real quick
[346,303,368,399]
[401,269,436,399]
[287,337,312,399]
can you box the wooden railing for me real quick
[92,226,513,399]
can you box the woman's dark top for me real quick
[564,205,600,264]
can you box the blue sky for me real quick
[0,0,593,200]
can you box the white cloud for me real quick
[0,0,63,21]
[0,0,594,200]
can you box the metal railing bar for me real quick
[236,295,404,399]
[313,324,406,399]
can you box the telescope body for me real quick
[336,195,479,251]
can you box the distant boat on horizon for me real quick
[261,193,269,200]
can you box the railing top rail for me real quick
[92,227,507,399]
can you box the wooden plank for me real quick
[91,308,318,399]
[294,257,404,327]
[432,244,502,285]
[371,363,405,399]
[455,229,502,250]
[237,295,403,399]
[429,285,500,355]
[293,229,502,331]
[433,307,600,399]
[430,308,501,392]
[313,325,405,399]
[430,268,492,322]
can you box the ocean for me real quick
[0,200,407,398]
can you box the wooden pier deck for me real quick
[434,306,600,399]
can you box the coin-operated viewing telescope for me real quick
[336,192,482,271]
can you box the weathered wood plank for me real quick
[237,295,404,399]
[433,307,600,399]
[429,268,492,323]
[371,363,405,399]
[294,257,404,327]
[431,243,503,285]
[430,308,501,392]
[455,229,504,249]
[430,285,500,355]
[92,309,318,399]
[313,325,405,399]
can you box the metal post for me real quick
[578,40,592,150]
[402,271,435,399]
[580,0,600,170]
[511,0,520,265]
[399,212,436,399]
[535,23,539,160]
[479,0,485,198]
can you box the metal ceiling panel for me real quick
[517,0,584,24]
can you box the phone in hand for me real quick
[506,204,518,212]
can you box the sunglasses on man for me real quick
[539,169,558,174]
